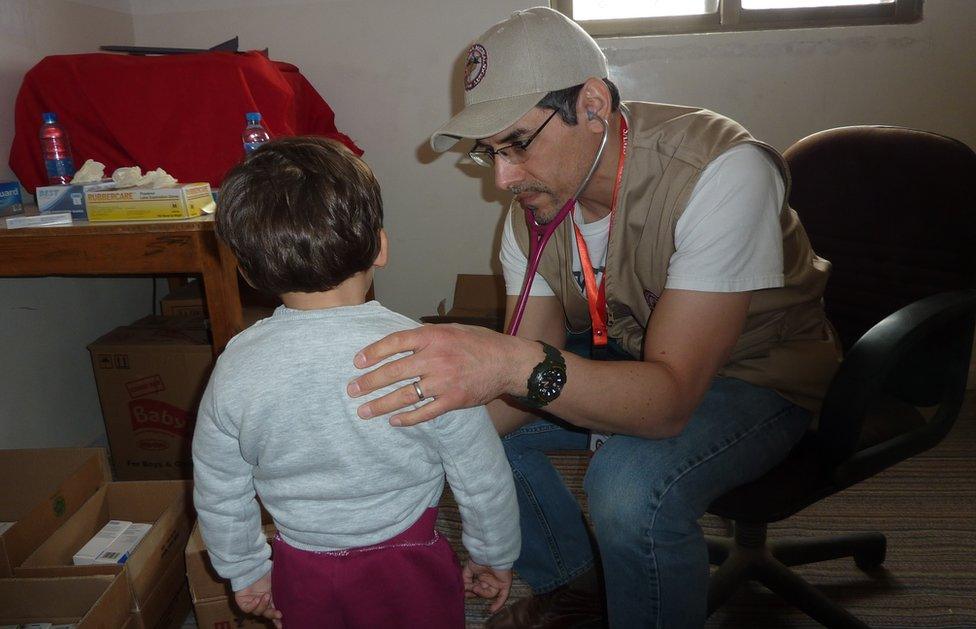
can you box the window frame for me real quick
[550,0,923,37]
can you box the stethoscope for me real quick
[506,112,610,336]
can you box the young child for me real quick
[192,136,520,628]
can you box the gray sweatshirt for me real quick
[192,302,520,591]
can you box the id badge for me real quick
[589,432,610,452]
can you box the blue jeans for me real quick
[502,335,811,629]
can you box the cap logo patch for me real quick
[464,44,488,91]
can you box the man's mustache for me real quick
[509,184,553,196]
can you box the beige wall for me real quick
[0,0,142,448]
[130,0,976,319]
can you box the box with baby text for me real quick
[87,316,213,480]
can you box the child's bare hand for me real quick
[463,559,513,613]
[234,571,283,628]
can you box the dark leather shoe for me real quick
[485,580,607,629]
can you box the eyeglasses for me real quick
[468,109,559,168]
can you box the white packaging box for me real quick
[72,519,131,565]
[93,522,152,565]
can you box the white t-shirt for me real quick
[500,143,787,298]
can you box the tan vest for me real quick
[512,102,840,413]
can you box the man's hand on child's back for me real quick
[463,559,513,613]
[234,570,283,628]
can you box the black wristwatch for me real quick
[514,342,567,409]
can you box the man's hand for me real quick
[347,323,536,426]
[463,560,513,613]
[234,571,282,628]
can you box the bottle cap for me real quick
[42,112,57,124]
[246,112,262,123]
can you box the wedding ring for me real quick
[412,381,425,401]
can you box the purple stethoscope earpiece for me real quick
[506,113,610,336]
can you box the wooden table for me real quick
[0,215,243,356]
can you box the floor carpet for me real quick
[440,394,975,628]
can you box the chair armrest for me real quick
[817,289,976,482]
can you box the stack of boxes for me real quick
[0,448,191,627]
[0,280,262,626]
[35,182,214,222]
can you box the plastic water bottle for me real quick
[39,112,75,185]
[242,112,271,154]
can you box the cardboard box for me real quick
[153,583,191,629]
[0,181,24,217]
[35,180,116,219]
[186,517,276,629]
[191,597,274,629]
[420,274,506,331]
[0,575,131,628]
[15,480,192,625]
[185,515,273,603]
[88,317,214,480]
[128,551,190,629]
[160,281,208,317]
[160,280,281,322]
[85,183,214,222]
[0,448,111,576]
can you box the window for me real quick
[551,0,923,37]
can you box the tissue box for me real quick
[85,183,213,222]
[36,180,116,220]
[0,182,24,217]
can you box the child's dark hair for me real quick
[216,136,383,295]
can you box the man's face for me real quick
[474,107,590,224]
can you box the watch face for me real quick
[536,367,567,402]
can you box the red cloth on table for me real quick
[9,51,362,193]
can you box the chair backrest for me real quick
[785,126,976,475]
[784,126,976,352]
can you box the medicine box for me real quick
[85,183,214,222]
[36,180,116,220]
[93,523,151,565]
[0,181,23,217]
[72,520,131,566]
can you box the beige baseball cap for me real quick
[429,6,608,153]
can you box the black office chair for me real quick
[705,126,976,628]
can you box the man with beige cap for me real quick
[349,6,840,628]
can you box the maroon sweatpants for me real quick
[271,508,464,628]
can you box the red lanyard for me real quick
[572,117,627,348]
